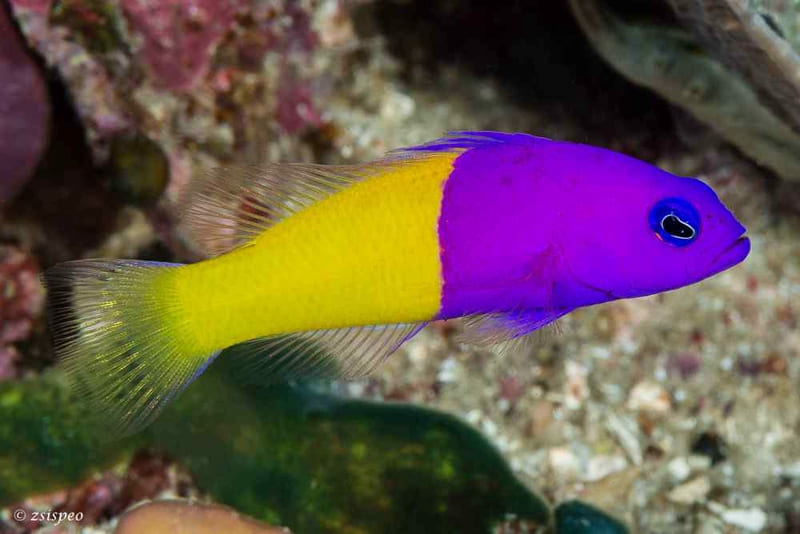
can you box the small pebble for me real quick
[667,476,711,504]
[548,446,582,481]
[626,381,671,413]
[605,412,643,465]
[667,456,692,483]
[707,502,767,532]
[584,454,627,482]
[564,361,589,410]
[437,357,460,383]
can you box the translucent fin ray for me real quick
[180,163,365,256]
[458,308,569,348]
[229,322,427,384]
[45,260,217,436]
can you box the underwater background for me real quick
[1,0,799,532]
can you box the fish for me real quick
[45,131,750,433]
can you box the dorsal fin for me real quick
[180,131,544,257]
[179,163,362,256]
[400,130,549,154]
[181,155,433,257]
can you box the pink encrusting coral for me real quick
[0,246,45,381]
[0,246,44,344]
[7,0,51,16]
[120,0,245,92]
[0,346,21,381]
[276,74,322,133]
[236,0,322,133]
[0,2,50,201]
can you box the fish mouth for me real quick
[709,234,750,272]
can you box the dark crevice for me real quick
[364,0,677,159]
[5,76,122,265]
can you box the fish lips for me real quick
[709,234,750,273]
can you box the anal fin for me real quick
[227,322,427,384]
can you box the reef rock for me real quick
[116,500,290,534]
[569,0,800,181]
[668,0,800,135]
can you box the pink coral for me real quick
[0,246,43,381]
[0,246,44,345]
[0,345,21,381]
[8,0,52,15]
[121,0,245,92]
[276,74,322,133]
[230,1,322,132]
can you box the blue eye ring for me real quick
[649,198,700,247]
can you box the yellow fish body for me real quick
[175,154,455,354]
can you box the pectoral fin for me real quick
[458,308,569,349]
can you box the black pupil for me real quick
[662,214,695,238]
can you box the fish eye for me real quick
[649,198,700,247]
[661,214,695,239]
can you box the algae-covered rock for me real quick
[148,361,551,533]
[0,360,551,533]
[0,372,139,504]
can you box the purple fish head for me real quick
[554,147,749,306]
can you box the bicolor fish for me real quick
[46,132,750,433]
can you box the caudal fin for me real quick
[45,260,218,435]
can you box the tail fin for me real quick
[45,260,218,435]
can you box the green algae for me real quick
[149,360,550,533]
[0,372,139,504]
[0,359,551,532]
